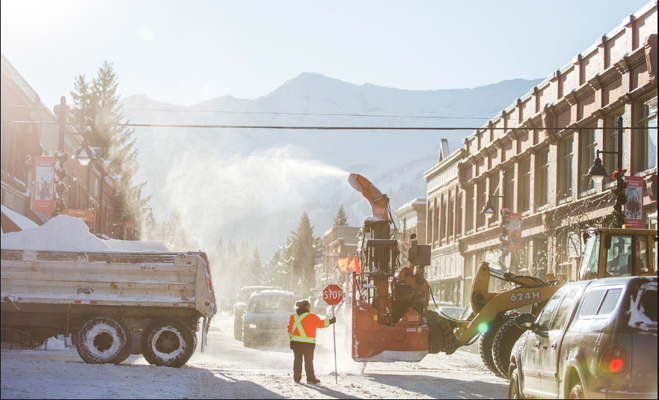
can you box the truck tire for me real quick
[76,316,131,364]
[142,317,196,368]
[233,315,243,341]
[478,316,509,377]
[492,319,525,378]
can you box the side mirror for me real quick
[515,313,536,330]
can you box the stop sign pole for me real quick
[323,284,343,384]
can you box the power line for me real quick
[122,108,494,120]
[6,121,651,131]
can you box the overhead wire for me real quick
[6,121,649,131]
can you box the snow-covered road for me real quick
[1,314,508,398]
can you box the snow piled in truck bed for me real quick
[0,215,110,252]
[0,215,169,252]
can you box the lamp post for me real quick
[481,194,509,271]
[585,116,627,228]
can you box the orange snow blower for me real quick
[348,173,434,362]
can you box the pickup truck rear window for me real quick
[579,288,622,317]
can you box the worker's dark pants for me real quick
[290,341,316,382]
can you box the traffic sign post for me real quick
[323,284,344,384]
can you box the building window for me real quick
[477,181,487,229]
[465,187,474,233]
[633,94,657,174]
[427,208,433,244]
[93,176,99,198]
[533,237,548,281]
[504,166,515,210]
[433,201,439,244]
[447,192,454,239]
[558,134,574,201]
[456,191,463,237]
[580,128,598,195]
[604,110,625,186]
[489,173,500,223]
[516,241,530,275]
[440,196,446,242]
[536,148,550,209]
[519,157,531,213]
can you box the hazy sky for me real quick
[1,0,653,107]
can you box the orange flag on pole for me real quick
[348,256,361,276]
[337,257,350,273]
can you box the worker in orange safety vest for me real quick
[287,299,336,384]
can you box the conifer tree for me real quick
[250,247,262,285]
[333,205,349,226]
[289,212,322,294]
[70,61,149,239]
[226,241,238,295]
[210,238,226,292]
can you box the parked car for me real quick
[233,286,281,340]
[242,290,296,347]
[508,276,657,399]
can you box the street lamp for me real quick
[481,194,505,218]
[74,139,97,166]
[585,116,626,228]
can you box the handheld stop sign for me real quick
[323,284,343,383]
[323,284,343,306]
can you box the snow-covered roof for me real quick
[1,205,40,231]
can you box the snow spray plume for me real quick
[134,125,350,295]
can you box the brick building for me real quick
[1,54,116,235]
[423,140,467,305]
[318,225,361,289]
[424,2,657,306]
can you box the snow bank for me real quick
[105,239,169,251]
[0,215,110,252]
[1,204,39,231]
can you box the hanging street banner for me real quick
[624,176,644,228]
[507,213,523,252]
[33,156,56,213]
[62,209,96,222]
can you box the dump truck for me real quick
[1,248,217,368]
[346,173,657,377]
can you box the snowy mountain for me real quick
[120,73,542,257]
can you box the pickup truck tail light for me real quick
[600,348,626,374]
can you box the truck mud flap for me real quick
[201,317,211,353]
[427,310,459,355]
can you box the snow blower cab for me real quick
[348,173,434,362]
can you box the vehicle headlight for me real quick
[245,324,257,329]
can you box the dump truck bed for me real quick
[1,249,216,318]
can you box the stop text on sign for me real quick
[323,284,344,306]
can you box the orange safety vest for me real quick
[287,312,330,344]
